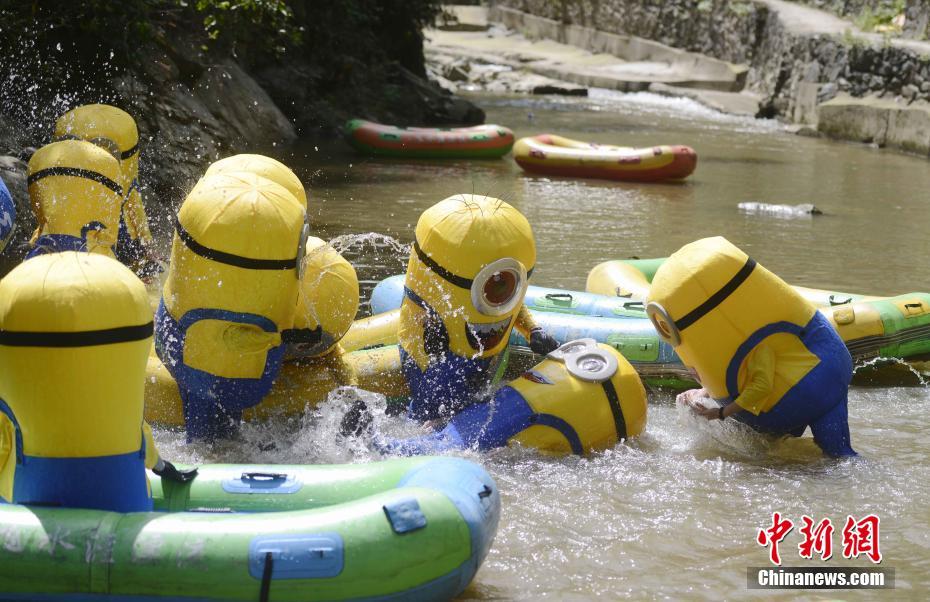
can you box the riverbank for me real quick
[485,0,930,157]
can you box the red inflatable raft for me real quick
[345,119,515,159]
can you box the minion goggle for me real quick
[547,337,618,383]
[646,257,757,346]
[413,239,531,317]
[174,214,310,278]
[547,338,628,440]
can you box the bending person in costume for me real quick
[379,338,647,456]
[397,194,559,424]
[645,236,856,457]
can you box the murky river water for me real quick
[153,91,930,599]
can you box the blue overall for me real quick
[0,399,152,512]
[400,288,500,422]
[0,176,15,252]
[154,300,285,442]
[24,221,109,259]
[722,311,855,457]
[380,385,586,456]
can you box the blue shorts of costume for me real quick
[0,399,151,512]
[722,311,855,457]
[154,300,284,441]
[379,385,585,456]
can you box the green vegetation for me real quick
[854,0,905,33]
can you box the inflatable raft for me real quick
[344,119,515,159]
[513,134,697,182]
[587,257,882,307]
[0,457,500,601]
[362,274,930,381]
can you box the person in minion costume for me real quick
[0,252,191,511]
[380,338,647,456]
[645,236,856,457]
[53,104,155,273]
[398,194,560,423]
[284,236,360,381]
[25,139,123,258]
[154,171,308,441]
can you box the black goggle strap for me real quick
[674,258,757,332]
[27,167,122,196]
[412,239,534,290]
[0,321,153,347]
[174,215,298,271]
[601,378,627,440]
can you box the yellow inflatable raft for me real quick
[513,134,697,182]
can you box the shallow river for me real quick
[154,91,930,600]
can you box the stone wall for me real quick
[493,0,930,118]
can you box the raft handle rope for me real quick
[259,552,273,602]
[545,293,573,302]
[0,322,153,347]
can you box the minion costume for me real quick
[382,339,647,456]
[53,104,154,270]
[646,237,855,457]
[398,194,559,423]
[25,139,123,258]
[154,171,307,441]
[205,154,307,207]
[0,252,154,511]
[285,236,360,381]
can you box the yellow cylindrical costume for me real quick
[54,104,153,268]
[399,194,541,421]
[646,237,855,456]
[382,339,647,456]
[26,139,123,258]
[154,171,307,440]
[0,252,153,511]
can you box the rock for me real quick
[531,85,588,96]
[902,84,920,100]
[444,63,471,82]
[817,82,838,103]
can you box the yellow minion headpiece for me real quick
[412,194,536,317]
[53,104,138,163]
[26,139,123,253]
[646,237,757,347]
[289,236,360,358]
[205,154,307,208]
[0,252,152,461]
[176,172,308,275]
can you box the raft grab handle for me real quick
[222,472,303,494]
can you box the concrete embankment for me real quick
[489,0,930,157]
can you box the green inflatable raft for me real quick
[0,457,500,601]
